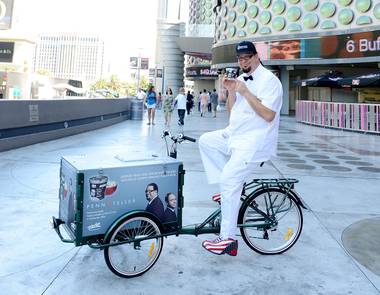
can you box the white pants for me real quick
[199,130,254,239]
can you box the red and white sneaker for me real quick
[202,236,238,256]
[211,193,221,203]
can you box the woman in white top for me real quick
[200,89,209,117]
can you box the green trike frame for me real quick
[53,167,305,278]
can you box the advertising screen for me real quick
[269,31,380,60]
[140,58,149,70]
[0,42,14,62]
[319,31,380,59]
[185,66,218,78]
[129,57,138,68]
[270,40,301,60]
[213,29,380,65]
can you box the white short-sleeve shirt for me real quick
[225,64,283,162]
[136,90,146,100]
[175,94,187,110]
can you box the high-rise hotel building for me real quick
[33,33,105,82]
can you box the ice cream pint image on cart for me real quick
[89,175,108,200]
[89,174,118,201]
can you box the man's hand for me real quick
[223,75,237,113]
[234,80,250,97]
[225,77,276,122]
[223,77,250,97]
[222,76,237,93]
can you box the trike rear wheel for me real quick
[238,188,303,255]
[104,215,163,278]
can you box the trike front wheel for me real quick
[238,188,303,255]
[104,214,163,278]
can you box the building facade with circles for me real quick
[179,0,218,97]
[211,0,380,115]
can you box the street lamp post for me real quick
[162,65,165,94]
[136,48,142,90]
[154,64,157,89]
[136,58,141,90]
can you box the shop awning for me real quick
[293,71,344,102]
[338,72,380,88]
[52,83,87,94]
[293,71,343,88]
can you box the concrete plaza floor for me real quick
[0,109,380,295]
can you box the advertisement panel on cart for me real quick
[59,160,77,230]
[81,162,180,237]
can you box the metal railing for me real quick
[296,100,380,134]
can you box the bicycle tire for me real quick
[104,214,163,278]
[238,187,303,255]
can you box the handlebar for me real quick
[162,130,196,143]
[162,130,196,158]
[179,134,196,143]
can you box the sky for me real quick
[12,0,189,78]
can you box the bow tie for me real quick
[243,75,253,81]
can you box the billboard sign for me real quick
[129,57,138,68]
[0,42,14,62]
[140,58,149,70]
[185,66,218,78]
[213,29,380,65]
[320,31,380,59]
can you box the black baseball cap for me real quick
[236,41,257,55]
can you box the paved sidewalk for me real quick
[0,109,379,295]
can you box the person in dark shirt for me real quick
[163,192,178,231]
[163,192,177,223]
[145,183,164,222]
[186,91,194,115]
[210,89,219,118]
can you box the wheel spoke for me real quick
[239,189,303,255]
[104,216,163,278]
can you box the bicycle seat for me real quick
[252,178,299,185]
[211,193,221,203]
[245,160,269,167]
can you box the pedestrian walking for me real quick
[198,91,202,112]
[207,91,212,113]
[157,92,162,110]
[174,87,187,125]
[186,91,194,115]
[210,89,219,118]
[200,89,209,117]
[136,88,146,100]
[163,88,174,128]
[144,85,157,125]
